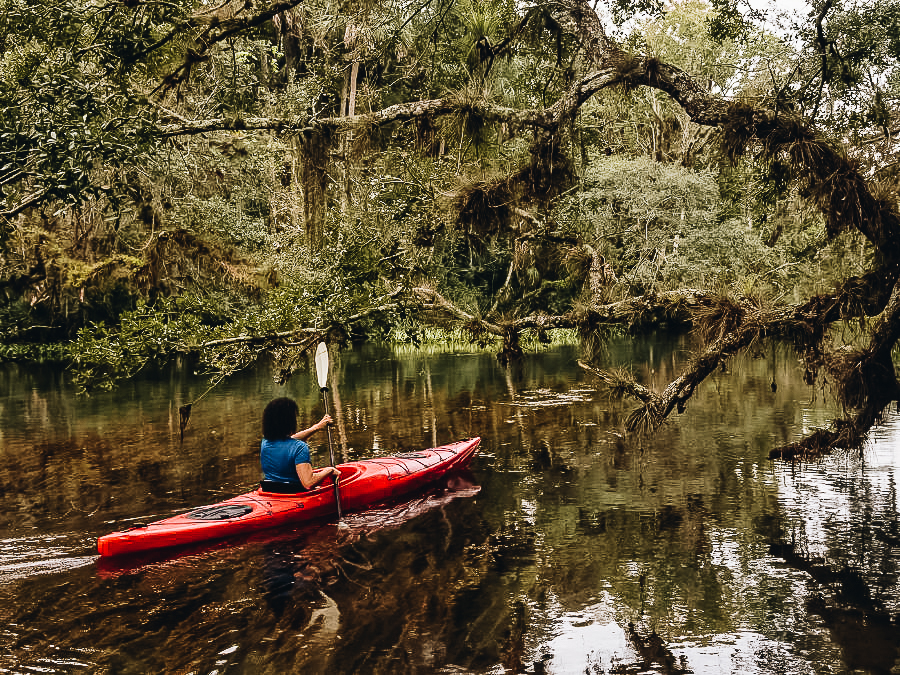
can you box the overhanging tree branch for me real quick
[159,96,569,138]
[770,279,900,458]
[577,269,900,443]
[198,328,320,349]
[156,0,308,91]
[156,0,900,268]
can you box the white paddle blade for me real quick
[314,342,329,389]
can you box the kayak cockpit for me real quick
[256,463,364,497]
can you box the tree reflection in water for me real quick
[0,339,898,673]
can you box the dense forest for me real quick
[2,0,899,457]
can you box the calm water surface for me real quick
[0,337,898,674]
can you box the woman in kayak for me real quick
[260,397,340,492]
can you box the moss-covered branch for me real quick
[578,270,900,450]
[770,280,900,458]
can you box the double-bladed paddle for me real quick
[314,342,344,523]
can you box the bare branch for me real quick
[412,287,504,335]
[198,328,320,349]
[159,95,567,138]
[1,189,50,219]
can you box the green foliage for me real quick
[554,154,805,294]
[558,156,713,268]
[704,0,900,160]
[0,0,175,213]
[792,0,900,135]
[0,340,69,362]
[640,0,793,96]
[163,134,285,252]
[66,286,313,393]
[68,298,203,394]
[706,0,755,43]
[387,322,580,352]
[602,1,796,170]
[609,0,666,26]
[0,0,889,393]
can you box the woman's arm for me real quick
[296,462,340,490]
[291,414,332,441]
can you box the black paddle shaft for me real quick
[320,385,343,520]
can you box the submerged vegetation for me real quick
[1,0,899,456]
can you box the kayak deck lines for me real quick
[366,456,430,476]
[362,447,458,476]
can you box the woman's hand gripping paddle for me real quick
[314,342,346,528]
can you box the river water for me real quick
[0,336,898,674]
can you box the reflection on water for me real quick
[0,338,899,673]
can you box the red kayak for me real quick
[97,437,481,557]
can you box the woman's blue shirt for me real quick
[260,438,311,482]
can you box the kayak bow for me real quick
[97,437,481,557]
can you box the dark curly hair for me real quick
[262,397,299,440]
